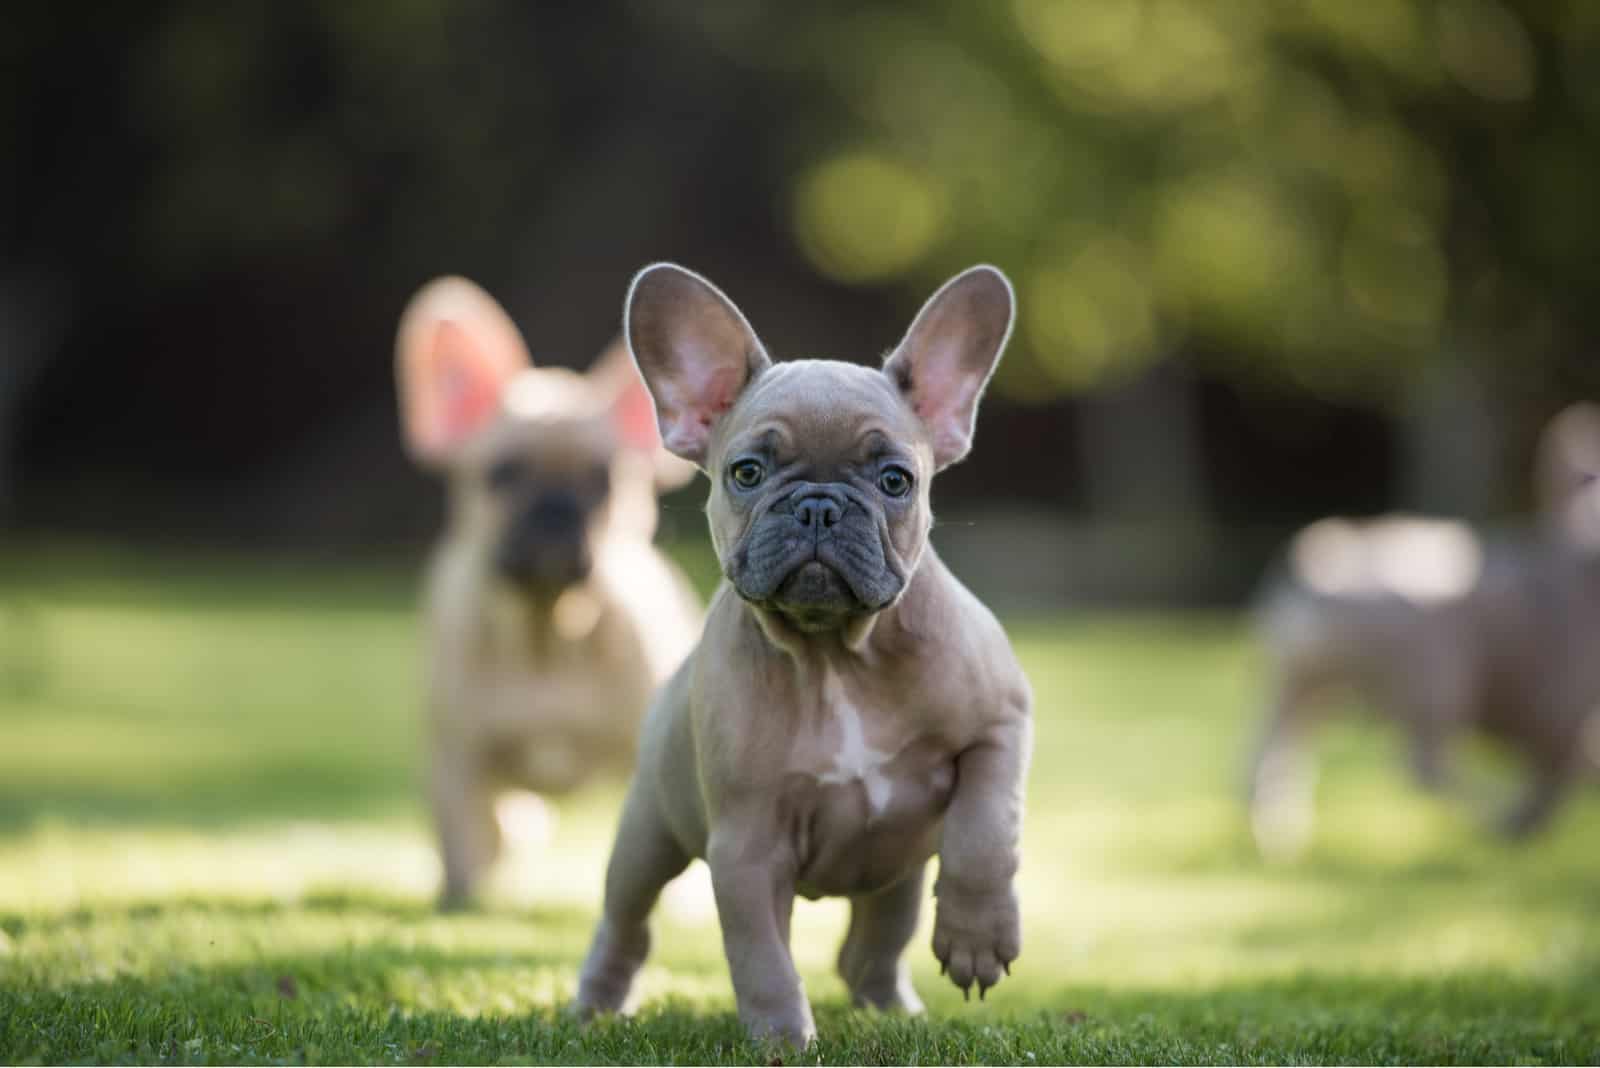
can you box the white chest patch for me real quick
[815,667,896,816]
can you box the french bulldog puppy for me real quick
[1248,403,1600,858]
[573,264,1032,1044]
[396,276,702,908]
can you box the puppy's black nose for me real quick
[792,490,844,531]
[525,490,583,534]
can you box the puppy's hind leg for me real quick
[1246,668,1321,862]
[1246,588,1337,860]
[837,861,926,1013]
[575,781,689,1016]
[432,744,500,910]
[1498,761,1574,840]
[1395,660,1472,796]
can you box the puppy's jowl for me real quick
[574,264,1033,1044]
[396,277,702,908]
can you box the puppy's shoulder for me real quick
[422,538,489,634]
[594,539,704,680]
[897,551,1030,716]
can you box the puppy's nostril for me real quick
[793,494,843,530]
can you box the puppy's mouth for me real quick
[730,544,902,633]
[495,540,593,595]
[766,560,859,631]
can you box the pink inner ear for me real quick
[897,344,986,467]
[611,376,662,451]
[432,320,505,448]
[695,364,742,420]
[656,362,743,459]
[912,361,980,428]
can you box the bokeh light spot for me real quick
[1028,238,1158,388]
[791,153,947,283]
[1154,174,1316,340]
[1437,0,1536,103]
[1341,206,1448,340]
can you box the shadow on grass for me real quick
[0,889,594,937]
[0,768,421,834]
[0,542,418,615]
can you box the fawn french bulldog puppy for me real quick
[572,264,1033,1044]
[396,276,702,908]
[1248,402,1600,858]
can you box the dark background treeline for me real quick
[4,2,1596,602]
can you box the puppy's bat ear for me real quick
[624,263,772,468]
[883,265,1015,471]
[395,276,530,466]
[586,335,698,490]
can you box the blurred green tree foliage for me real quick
[12,1,1594,411]
[669,1,1599,406]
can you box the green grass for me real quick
[1,542,1597,1064]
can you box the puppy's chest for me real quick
[780,668,959,895]
[461,606,651,734]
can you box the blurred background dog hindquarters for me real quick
[1248,401,1600,860]
[395,275,701,908]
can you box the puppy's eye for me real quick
[878,465,913,498]
[487,458,526,491]
[729,459,765,490]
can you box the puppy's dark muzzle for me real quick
[730,482,902,622]
[496,492,592,589]
[768,485,853,585]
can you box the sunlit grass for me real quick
[1,544,1597,1063]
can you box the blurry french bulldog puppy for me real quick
[396,276,702,908]
[1248,402,1600,858]
[574,264,1032,1045]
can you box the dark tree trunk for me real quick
[0,273,68,528]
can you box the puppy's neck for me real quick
[750,603,880,658]
[484,576,605,653]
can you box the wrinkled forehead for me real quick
[718,359,924,461]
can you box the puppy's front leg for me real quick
[707,809,814,1045]
[933,716,1030,999]
[575,780,691,1015]
[430,739,499,909]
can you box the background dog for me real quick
[1248,402,1600,858]
[396,276,701,907]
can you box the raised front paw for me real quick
[931,879,1020,1000]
